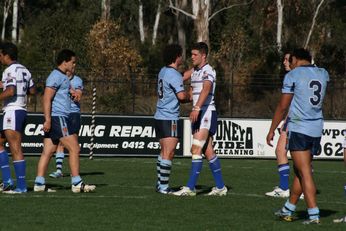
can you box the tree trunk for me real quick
[152,0,162,45]
[138,0,145,43]
[2,0,12,41]
[304,0,325,49]
[18,0,24,43]
[101,0,110,20]
[12,0,18,43]
[176,0,187,59]
[192,0,210,44]
[276,0,283,53]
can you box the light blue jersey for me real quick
[154,66,184,120]
[282,65,329,137]
[46,69,71,117]
[69,75,83,113]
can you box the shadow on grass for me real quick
[295,209,338,220]
[171,184,232,195]
[77,171,105,177]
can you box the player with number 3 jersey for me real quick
[154,44,190,194]
[267,48,329,225]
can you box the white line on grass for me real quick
[1,189,346,205]
[0,194,148,199]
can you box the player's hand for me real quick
[189,110,199,123]
[43,120,51,133]
[266,131,275,147]
[70,90,81,102]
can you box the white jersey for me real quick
[191,63,216,111]
[2,62,34,111]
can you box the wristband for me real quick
[192,106,201,111]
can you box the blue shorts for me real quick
[191,110,217,136]
[287,131,321,155]
[155,119,181,139]
[69,112,81,135]
[0,110,27,132]
[44,116,73,144]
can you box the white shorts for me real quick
[0,110,27,132]
[191,110,217,135]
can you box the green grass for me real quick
[1,157,346,231]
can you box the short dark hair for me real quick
[191,42,208,56]
[0,42,18,60]
[56,49,76,65]
[291,48,312,63]
[163,44,182,66]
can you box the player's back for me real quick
[285,65,329,137]
[2,63,33,111]
[154,66,184,120]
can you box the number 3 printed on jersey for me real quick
[158,79,164,99]
[309,80,322,106]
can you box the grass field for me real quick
[0,156,345,231]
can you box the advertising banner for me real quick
[21,114,183,156]
[183,118,345,160]
[16,114,345,159]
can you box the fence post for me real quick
[130,70,136,113]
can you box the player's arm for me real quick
[0,86,15,100]
[183,68,193,82]
[176,90,191,104]
[266,93,293,146]
[42,87,56,132]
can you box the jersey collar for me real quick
[194,63,208,71]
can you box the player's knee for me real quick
[191,138,206,155]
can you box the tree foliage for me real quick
[87,20,143,80]
[0,0,344,117]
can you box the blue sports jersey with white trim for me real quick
[69,75,83,113]
[282,65,329,137]
[154,66,184,120]
[46,69,71,117]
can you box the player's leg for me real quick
[204,136,227,196]
[60,134,95,193]
[4,129,27,192]
[276,131,319,224]
[35,116,66,192]
[275,165,304,221]
[49,142,64,178]
[291,150,319,224]
[0,132,13,190]
[158,136,178,193]
[2,110,28,193]
[266,130,290,197]
[34,138,58,192]
[50,112,80,179]
[155,119,180,193]
[172,128,207,196]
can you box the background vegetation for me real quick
[1,0,345,118]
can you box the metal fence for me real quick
[29,71,346,119]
